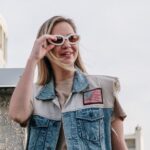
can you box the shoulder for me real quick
[84,74,120,92]
[82,74,121,108]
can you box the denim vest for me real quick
[26,70,119,150]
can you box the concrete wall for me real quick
[0,88,25,150]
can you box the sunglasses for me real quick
[47,34,80,46]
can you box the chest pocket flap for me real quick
[76,108,104,121]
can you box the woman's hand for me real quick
[29,34,56,63]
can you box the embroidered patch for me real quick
[83,88,103,105]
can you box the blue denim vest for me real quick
[26,70,118,150]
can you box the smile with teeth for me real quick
[61,52,73,57]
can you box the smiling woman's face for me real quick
[50,22,79,65]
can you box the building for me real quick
[125,126,144,150]
[0,15,28,149]
[0,15,8,67]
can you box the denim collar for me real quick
[36,69,89,101]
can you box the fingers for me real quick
[45,44,55,52]
[38,34,57,45]
[31,34,56,60]
[41,40,55,51]
[39,34,57,50]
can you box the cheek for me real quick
[72,45,79,61]
[72,45,79,53]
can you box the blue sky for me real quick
[1,0,150,149]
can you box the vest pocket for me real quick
[76,108,104,142]
[28,115,49,150]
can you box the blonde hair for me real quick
[36,16,86,85]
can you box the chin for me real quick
[61,57,76,64]
[62,60,75,65]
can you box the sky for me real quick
[1,0,150,149]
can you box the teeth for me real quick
[63,52,71,55]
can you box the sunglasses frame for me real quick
[49,34,80,46]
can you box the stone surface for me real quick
[0,88,26,150]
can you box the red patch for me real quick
[83,88,103,105]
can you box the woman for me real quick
[9,16,128,150]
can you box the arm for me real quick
[8,34,56,124]
[111,118,128,150]
[8,59,36,124]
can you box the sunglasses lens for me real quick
[69,35,79,43]
[51,36,63,45]
[50,34,79,45]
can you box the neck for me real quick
[52,64,75,82]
